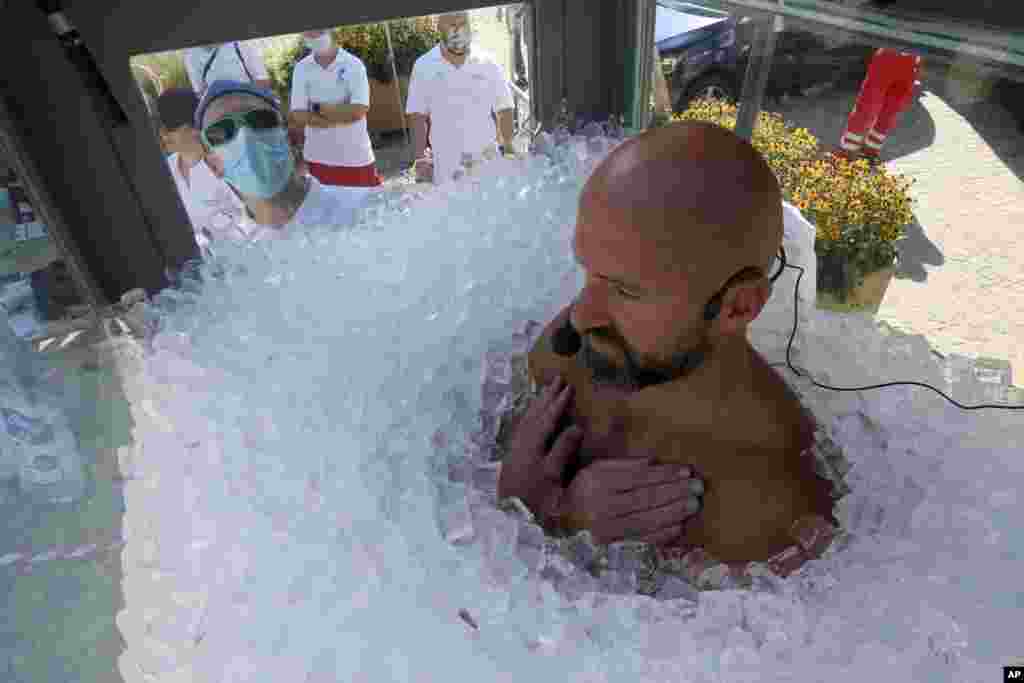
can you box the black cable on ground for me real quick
[771,262,1023,410]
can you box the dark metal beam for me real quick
[532,0,567,128]
[734,16,777,140]
[1,3,195,302]
[0,92,104,310]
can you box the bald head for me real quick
[582,121,783,286]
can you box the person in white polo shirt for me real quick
[287,30,382,188]
[184,41,272,98]
[406,11,516,185]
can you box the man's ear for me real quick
[718,278,771,334]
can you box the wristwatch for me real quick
[312,103,321,115]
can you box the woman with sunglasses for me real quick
[194,80,375,241]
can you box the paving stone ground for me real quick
[773,63,1024,382]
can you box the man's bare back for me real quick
[526,306,835,563]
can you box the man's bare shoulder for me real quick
[746,346,819,451]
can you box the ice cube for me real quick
[475,502,521,580]
[516,542,546,573]
[719,642,762,681]
[438,496,474,545]
[539,550,576,583]
[482,351,513,385]
[606,541,651,573]
[497,496,535,525]
[471,461,501,496]
[655,575,700,603]
[517,522,546,550]
[567,531,600,570]
[696,590,745,631]
[744,593,809,647]
[920,608,967,665]
[599,569,638,595]
[557,569,600,604]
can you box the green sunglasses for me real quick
[201,108,282,148]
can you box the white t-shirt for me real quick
[237,176,374,241]
[185,42,270,96]
[290,49,375,168]
[166,153,247,245]
[406,45,515,184]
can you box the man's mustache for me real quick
[579,331,640,388]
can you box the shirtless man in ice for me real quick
[497,121,835,566]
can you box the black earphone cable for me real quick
[771,262,1024,411]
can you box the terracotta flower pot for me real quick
[816,260,898,314]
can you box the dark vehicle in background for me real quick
[657,2,874,112]
[993,77,1024,133]
[656,4,740,109]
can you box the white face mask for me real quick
[443,27,472,52]
[304,34,333,54]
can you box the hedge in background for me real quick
[130,52,191,94]
[338,17,440,82]
[265,17,441,109]
[264,38,310,109]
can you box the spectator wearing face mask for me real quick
[196,80,375,241]
[406,11,516,185]
[287,30,382,188]
[156,88,246,247]
[184,41,273,98]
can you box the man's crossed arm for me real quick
[287,104,369,129]
[497,375,704,546]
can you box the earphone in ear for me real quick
[704,246,787,323]
[703,296,723,322]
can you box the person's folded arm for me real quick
[287,109,333,129]
[317,103,370,125]
[495,108,515,147]
[492,67,516,147]
[287,110,312,128]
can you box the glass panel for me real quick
[6,8,538,680]
[654,0,1024,388]
[131,3,535,233]
[11,2,1022,680]
[1,149,130,681]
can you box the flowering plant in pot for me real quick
[674,98,819,188]
[674,99,915,308]
[791,154,914,306]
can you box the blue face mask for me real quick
[218,125,295,199]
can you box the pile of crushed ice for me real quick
[111,135,1023,682]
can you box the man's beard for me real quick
[578,329,710,390]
